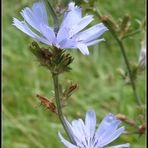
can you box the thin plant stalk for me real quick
[122,29,141,40]
[43,0,59,34]
[95,9,141,105]
[110,31,141,105]
[52,74,76,144]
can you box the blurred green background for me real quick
[2,0,146,148]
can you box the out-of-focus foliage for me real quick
[2,0,146,147]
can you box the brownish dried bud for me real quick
[100,16,118,31]
[41,48,52,59]
[138,124,146,134]
[36,94,57,114]
[68,84,79,94]
[125,119,136,127]
[100,16,110,22]
[120,15,131,33]
[116,114,137,127]
[62,83,79,100]
[116,114,126,121]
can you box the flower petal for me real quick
[63,116,77,143]
[108,143,130,148]
[76,43,89,55]
[63,2,82,26]
[58,132,78,148]
[57,2,81,43]
[57,27,69,44]
[68,15,94,38]
[39,24,56,45]
[100,127,125,146]
[85,110,96,139]
[76,23,108,42]
[32,2,48,25]
[68,2,79,11]
[12,18,50,45]
[86,38,105,46]
[95,113,121,138]
[71,119,86,143]
[59,38,76,49]
[20,2,48,33]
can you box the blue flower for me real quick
[58,110,130,148]
[12,1,108,55]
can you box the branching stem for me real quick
[95,8,141,105]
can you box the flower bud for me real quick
[116,114,126,120]
[138,123,146,134]
[36,94,57,114]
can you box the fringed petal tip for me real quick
[106,113,116,121]
[106,113,122,125]
[86,110,96,118]
[68,2,77,10]
[12,17,18,25]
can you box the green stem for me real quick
[108,27,141,105]
[52,74,76,144]
[112,33,141,105]
[43,0,59,34]
[122,29,141,40]
[95,9,141,105]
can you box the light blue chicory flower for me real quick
[58,110,130,148]
[12,1,108,55]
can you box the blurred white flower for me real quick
[138,39,146,70]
